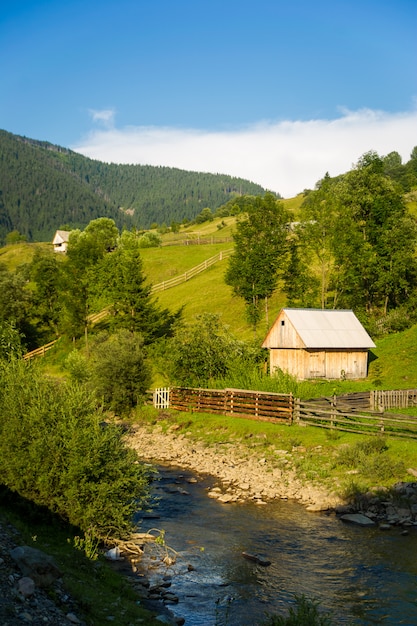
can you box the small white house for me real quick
[262,308,376,380]
[52,230,70,253]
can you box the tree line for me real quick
[0,129,268,243]
[225,150,417,334]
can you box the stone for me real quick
[218,494,234,503]
[339,514,375,526]
[10,546,62,587]
[17,576,35,597]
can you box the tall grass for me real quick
[215,361,374,399]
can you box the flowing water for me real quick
[135,466,417,625]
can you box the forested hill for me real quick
[0,130,270,242]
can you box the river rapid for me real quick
[135,466,417,626]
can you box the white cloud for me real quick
[73,108,417,198]
[88,108,115,128]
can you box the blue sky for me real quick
[1,0,416,196]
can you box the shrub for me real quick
[335,437,404,484]
[64,349,90,383]
[0,359,151,539]
[89,330,151,415]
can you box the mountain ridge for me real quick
[0,129,271,242]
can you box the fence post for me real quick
[331,394,336,430]
[378,403,385,434]
[293,397,300,424]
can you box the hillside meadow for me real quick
[2,209,417,390]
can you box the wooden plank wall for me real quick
[169,387,293,424]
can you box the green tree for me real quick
[61,218,119,340]
[0,321,23,361]
[165,313,248,386]
[225,193,290,327]
[283,236,319,308]
[89,329,151,414]
[28,249,62,339]
[331,152,417,314]
[98,230,181,342]
[0,263,34,348]
[195,207,213,223]
[297,173,338,308]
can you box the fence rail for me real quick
[153,387,417,440]
[150,249,233,293]
[169,387,293,423]
[23,340,58,361]
[295,397,417,439]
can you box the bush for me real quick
[64,349,90,383]
[0,359,151,539]
[89,330,151,415]
[165,313,258,387]
[335,437,405,483]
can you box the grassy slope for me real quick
[0,241,49,270]
[2,209,417,389]
[142,241,286,343]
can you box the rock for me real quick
[105,546,123,560]
[162,591,179,604]
[218,494,234,503]
[17,576,36,598]
[10,546,62,587]
[339,514,375,526]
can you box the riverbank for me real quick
[127,419,417,528]
[127,421,343,511]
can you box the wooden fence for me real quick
[150,249,233,293]
[152,387,417,440]
[162,236,233,246]
[23,339,58,361]
[370,389,417,410]
[294,397,417,439]
[168,387,293,424]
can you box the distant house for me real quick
[52,230,70,253]
[262,308,375,380]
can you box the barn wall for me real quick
[269,349,369,380]
[325,350,369,379]
[263,311,304,349]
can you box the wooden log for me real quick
[242,552,271,566]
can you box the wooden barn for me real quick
[262,308,375,380]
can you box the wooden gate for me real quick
[153,387,170,409]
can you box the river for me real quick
[135,466,417,626]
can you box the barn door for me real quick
[309,351,326,378]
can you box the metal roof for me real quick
[283,308,375,349]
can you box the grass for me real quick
[0,241,49,270]
[143,243,286,342]
[368,325,417,388]
[0,490,162,626]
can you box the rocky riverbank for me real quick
[127,421,417,527]
[127,422,343,511]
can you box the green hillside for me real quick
[0,130,270,243]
